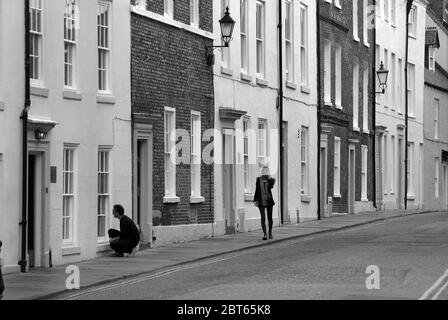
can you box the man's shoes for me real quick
[262,235,268,241]
[269,233,273,240]
[110,252,124,257]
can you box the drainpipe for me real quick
[19,0,31,273]
[316,0,322,220]
[404,0,413,210]
[278,0,284,224]
[372,3,377,210]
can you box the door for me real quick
[320,143,327,218]
[223,129,236,234]
[397,137,404,209]
[444,166,448,210]
[348,145,356,214]
[281,122,288,224]
[376,134,383,206]
[27,152,44,268]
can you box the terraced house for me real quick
[318,0,375,217]
[0,0,133,273]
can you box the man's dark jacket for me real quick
[120,215,141,243]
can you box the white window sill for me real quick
[97,93,116,104]
[353,36,360,42]
[335,104,343,110]
[333,194,342,199]
[353,127,360,132]
[31,85,50,98]
[363,41,370,48]
[221,66,233,76]
[63,89,82,101]
[241,72,252,82]
[62,246,81,256]
[324,100,332,107]
[256,78,268,87]
[408,114,416,119]
[286,81,297,90]
[190,196,205,204]
[163,196,181,204]
[363,128,370,134]
[301,195,312,203]
[335,4,342,10]
[301,85,311,94]
[361,198,369,202]
[408,34,417,40]
[407,194,416,200]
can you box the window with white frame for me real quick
[164,108,176,197]
[164,0,174,19]
[64,0,77,88]
[363,0,368,44]
[285,0,293,82]
[335,45,341,108]
[428,46,436,71]
[391,0,396,25]
[300,4,308,86]
[334,0,341,8]
[30,0,43,83]
[391,53,396,109]
[434,99,439,139]
[353,61,359,130]
[257,119,268,167]
[391,135,395,192]
[323,40,331,104]
[135,0,147,10]
[363,68,368,131]
[221,0,230,69]
[435,157,440,198]
[191,112,201,198]
[353,0,359,40]
[361,145,368,200]
[408,5,417,37]
[243,117,251,193]
[190,0,199,27]
[97,149,110,241]
[384,0,389,21]
[407,63,415,116]
[334,137,341,197]
[376,45,381,104]
[398,58,403,113]
[98,2,111,92]
[256,0,265,78]
[407,142,414,195]
[63,146,76,244]
[240,0,248,74]
[301,127,309,195]
[384,48,389,106]
[383,134,388,193]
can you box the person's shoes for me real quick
[262,235,268,241]
[269,233,273,239]
[110,252,124,257]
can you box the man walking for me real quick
[108,205,141,257]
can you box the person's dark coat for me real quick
[119,215,141,243]
[254,176,275,207]
[0,240,4,299]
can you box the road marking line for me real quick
[61,253,245,300]
[419,269,448,300]
[431,278,448,300]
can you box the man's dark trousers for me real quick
[108,229,139,254]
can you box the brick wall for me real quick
[131,0,215,226]
[319,0,375,213]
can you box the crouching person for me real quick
[0,240,5,300]
[108,205,141,257]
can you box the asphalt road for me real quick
[61,212,448,300]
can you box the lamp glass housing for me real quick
[219,7,235,45]
[377,62,389,90]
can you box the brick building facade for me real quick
[319,0,375,216]
[130,0,216,246]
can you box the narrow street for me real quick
[59,212,448,300]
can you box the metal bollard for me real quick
[0,240,4,300]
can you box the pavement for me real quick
[0,209,436,300]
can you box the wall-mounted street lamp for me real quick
[376,61,389,94]
[34,129,47,141]
[206,7,236,66]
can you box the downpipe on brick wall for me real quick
[278,0,285,224]
[316,1,322,220]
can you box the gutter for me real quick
[278,0,285,224]
[372,2,377,210]
[19,0,31,273]
[316,1,322,220]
